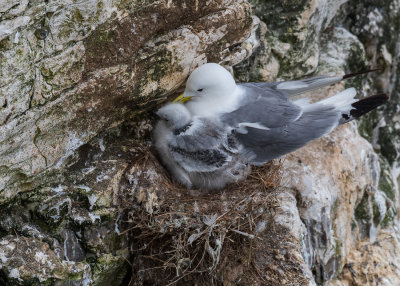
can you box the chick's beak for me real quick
[173,92,192,103]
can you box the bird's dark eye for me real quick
[197,88,203,92]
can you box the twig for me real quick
[231,229,255,239]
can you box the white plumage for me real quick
[153,63,387,190]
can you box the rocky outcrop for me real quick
[0,0,399,285]
[0,0,258,200]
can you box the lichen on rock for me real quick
[1,0,400,285]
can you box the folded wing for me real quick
[241,69,380,96]
[221,84,302,130]
[169,118,236,173]
[231,88,388,165]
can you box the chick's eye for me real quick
[197,88,203,92]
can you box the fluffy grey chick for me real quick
[153,103,250,190]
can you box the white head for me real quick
[156,103,191,129]
[181,63,237,101]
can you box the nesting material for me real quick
[118,146,309,285]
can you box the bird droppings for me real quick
[0,0,257,201]
[0,235,91,284]
[1,0,399,285]
[88,193,98,210]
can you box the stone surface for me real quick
[0,0,257,201]
[283,123,380,284]
[0,0,400,285]
[329,230,400,286]
[0,235,92,285]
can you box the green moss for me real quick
[74,8,84,24]
[91,253,130,286]
[372,200,381,226]
[354,192,370,221]
[16,49,23,57]
[334,240,342,257]
[149,50,174,81]
[57,7,87,41]
[58,24,74,41]
[115,0,131,10]
[250,0,309,37]
[0,37,12,51]
[381,206,397,227]
[40,67,55,81]
[85,28,117,57]
[136,49,177,98]
[96,1,104,19]
[378,158,396,201]
[378,125,399,165]
[357,110,378,142]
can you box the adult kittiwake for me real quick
[153,103,250,190]
[172,63,388,167]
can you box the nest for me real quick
[118,145,307,286]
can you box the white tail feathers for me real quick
[319,88,357,113]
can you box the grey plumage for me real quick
[234,102,341,165]
[153,105,193,188]
[153,103,250,190]
[155,63,388,190]
[221,84,302,129]
[240,76,340,96]
[243,68,380,96]
[222,87,388,166]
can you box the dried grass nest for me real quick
[119,146,307,286]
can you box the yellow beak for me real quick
[173,93,192,103]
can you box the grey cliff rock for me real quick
[0,0,399,285]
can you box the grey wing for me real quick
[236,104,341,165]
[240,75,342,96]
[171,147,230,172]
[221,85,302,129]
[169,118,232,172]
[172,118,226,152]
[240,68,380,96]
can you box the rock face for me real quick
[0,0,258,199]
[0,0,399,285]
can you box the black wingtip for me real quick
[350,93,389,118]
[342,68,383,80]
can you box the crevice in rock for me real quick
[33,119,48,167]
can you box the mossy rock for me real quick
[378,158,397,201]
[354,191,371,222]
[357,110,379,143]
[91,252,130,286]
